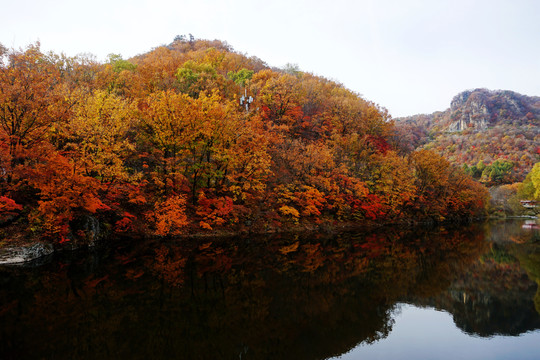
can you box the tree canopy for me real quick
[0,39,490,244]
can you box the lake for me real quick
[1,219,539,359]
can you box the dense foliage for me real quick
[0,39,488,244]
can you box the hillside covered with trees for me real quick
[0,38,489,246]
[395,89,540,185]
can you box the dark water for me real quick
[1,219,539,359]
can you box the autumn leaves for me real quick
[0,40,490,243]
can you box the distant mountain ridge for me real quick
[395,89,540,183]
[399,88,540,132]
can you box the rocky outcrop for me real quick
[68,214,107,248]
[447,90,491,131]
[447,89,539,131]
[0,243,54,265]
[398,88,540,132]
[0,215,108,266]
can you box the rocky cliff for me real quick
[446,89,539,131]
[398,88,540,132]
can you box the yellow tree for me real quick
[63,89,136,183]
[141,90,271,202]
[519,162,540,201]
[224,113,272,201]
[529,163,540,200]
[409,149,452,220]
[363,151,417,218]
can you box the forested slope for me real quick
[0,38,488,245]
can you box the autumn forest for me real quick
[0,38,501,246]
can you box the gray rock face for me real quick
[69,214,105,247]
[397,88,539,133]
[0,243,54,265]
[450,90,473,109]
[0,215,108,266]
[446,89,537,132]
[448,91,491,131]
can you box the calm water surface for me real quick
[1,219,539,359]
[333,304,540,360]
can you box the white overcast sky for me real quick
[2,0,539,117]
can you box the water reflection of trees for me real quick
[412,221,540,337]
[1,223,537,360]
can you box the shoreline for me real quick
[0,215,497,266]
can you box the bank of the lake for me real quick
[0,214,490,266]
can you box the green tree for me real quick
[227,68,253,86]
[481,160,514,185]
[107,53,137,73]
[175,60,224,98]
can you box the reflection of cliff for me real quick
[416,260,540,337]
[410,228,540,337]
[0,225,486,360]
